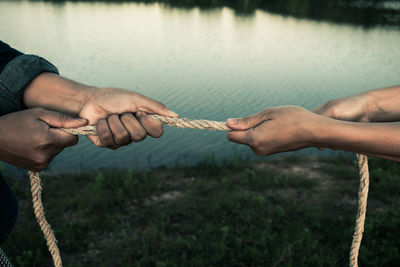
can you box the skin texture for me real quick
[0,108,87,171]
[312,94,371,122]
[227,85,400,161]
[0,72,177,171]
[312,85,400,122]
[23,72,178,150]
[78,86,175,149]
[226,106,319,156]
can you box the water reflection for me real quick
[259,0,400,28]
[35,0,400,28]
[0,1,399,173]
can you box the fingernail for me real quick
[77,118,87,122]
[227,118,238,125]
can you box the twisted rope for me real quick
[28,115,369,267]
[60,115,230,134]
[28,171,62,267]
[350,154,370,267]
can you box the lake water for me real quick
[0,1,399,174]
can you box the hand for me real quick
[0,108,87,171]
[23,74,178,150]
[312,94,370,122]
[226,106,321,156]
[79,87,178,149]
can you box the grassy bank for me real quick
[2,155,400,266]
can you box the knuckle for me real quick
[109,114,119,121]
[35,136,52,149]
[33,107,46,114]
[34,153,50,166]
[133,131,146,141]
[32,107,46,117]
[115,130,129,143]
[121,113,133,121]
[249,138,261,149]
[151,128,163,138]
[227,133,236,142]
[326,106,337,118]
[99,128,111,139]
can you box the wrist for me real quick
[308,115,339,148]
[362,91,379,122]
[362,85,400,122]
[23,73,97,115]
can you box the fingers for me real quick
[226,113,264,131]
[136,111,163,138]
[108,114,131,146]
[227,130,252,146]
[227,128,266,156]
[135,93,178,118]
[93,112,164,149]
[39,109,88,129]
[96,118,118,149]
[37,109,84,148]
[46,129,80,150]
[87,135,103,147]
[120,113,146,142]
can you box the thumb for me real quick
[39,111,88,129]
[226,115,262,130]
[136,94,179,118]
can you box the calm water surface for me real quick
[0,1,399,173]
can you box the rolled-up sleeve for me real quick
[0,42,59,116]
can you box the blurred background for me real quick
[1,0,399,175]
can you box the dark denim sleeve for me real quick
[0,174,18,245]
[0,41,59,116]
[0,41,22,73]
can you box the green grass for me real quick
[2,155,400,266]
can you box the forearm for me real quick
[23,72,95,116]
[363,85,400,122]
[314,117,400,159]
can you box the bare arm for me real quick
[312,84,400,159]
[366,85,400,122]
[23,72,94,116]
[313,85,400,122]
[226,106,400,161]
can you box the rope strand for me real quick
[350,154,370,267]
[28,171,63,267]
[28,115,369,267]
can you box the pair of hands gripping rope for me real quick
[0,86,177,172]
[0,85,367,172]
